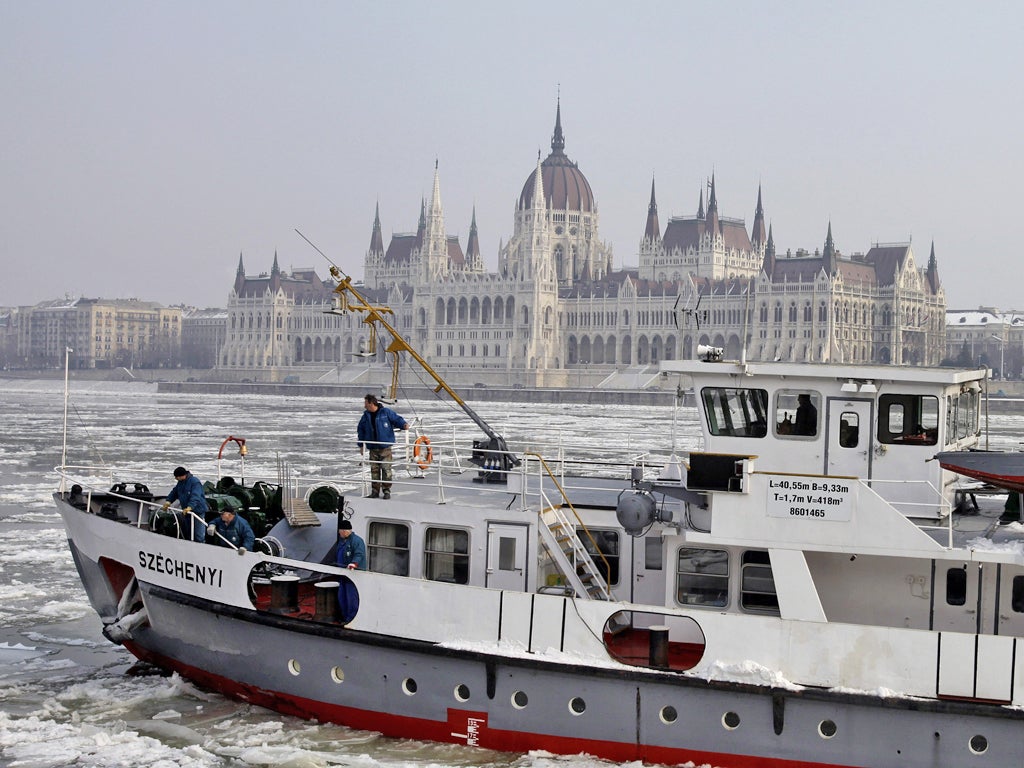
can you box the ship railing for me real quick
[289,426,672,508]
[862,477,955,548]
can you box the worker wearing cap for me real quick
[160,466,209,542]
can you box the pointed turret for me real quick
[822,222,836,274]
[926,240,941,293]
[751,185,767,249]
[270,251,282,291]
[644,176,661,242]
[762,224,776,277]
[705,174,720,237]
[234,252,246,292]
[423,160,449,279]
[415,198,426,246]
[532,149,546,211]
[466,206,482,270]
[551,95,565,156]
[369,202,385,255]
[697,187,705,220]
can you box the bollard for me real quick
[314,581,341,622]
[648,624,669,668]
[269,574,300,614]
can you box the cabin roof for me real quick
[660,359,987,387]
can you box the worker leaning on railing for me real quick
[161,466,209,542]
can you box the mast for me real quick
[60,346,72,492]
[328,268,519,470]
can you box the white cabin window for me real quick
[368,521,409,576]
[740,551,779,614]
[946,567,967,606]
[701,387,768,438]
[838,412,860,448]
[676,547,729,607]
[1012,576,1024,612]
[878,394,938,446]
[774,390,820,439]
[424,527,469,584]
[946,390,980,442]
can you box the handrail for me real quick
[523,451,611,583]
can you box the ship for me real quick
[54,271,1024,767]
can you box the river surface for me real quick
[0,379,701,768]
[1,379,1022,768]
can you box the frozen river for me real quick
[0,379,698,768]
[3,378,1023,767]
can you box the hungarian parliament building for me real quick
[218,103,946,385]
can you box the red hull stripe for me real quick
[125,642,854,768]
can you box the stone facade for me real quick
[220,102,947,385]
[8,298,181,369]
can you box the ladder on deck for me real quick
[284,496,321,527]
[278,457,321,528]
[538,506,612,600]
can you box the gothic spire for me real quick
[415,197,426,246]
[644,176,661,242]
[551,95,565,155]
[762,223,776,277]
[532,149,546,211]
[751,184,767,248]
[705,174,720,236]
[369,202,385,254]
[271,250,280,276]
[926,240,941,293]
[236,252,245,275]
[822,221,836,274]
[466,206,481,264]
[697,187,705,220]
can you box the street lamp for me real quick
[990,334,1005,380]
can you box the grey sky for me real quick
[1,1,1018,311]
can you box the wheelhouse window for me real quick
[676,547,729,607]
[424,527,469,584]
[740,551,779,614]
[577,528,620,585]
[701,387,768,438]
[878,394,938,446]
[368,521,410,576]
[774,390,820,438]
[946,389,980,443]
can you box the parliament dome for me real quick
[518,104,595,213]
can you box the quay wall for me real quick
[156,381,677,406]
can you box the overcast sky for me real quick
[1,1,1019,311]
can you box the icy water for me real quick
[3,378,1023,768]
[0,379,703,768]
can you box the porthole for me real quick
[402,677,418,695]
[287,659,301,676]
[660,705,678,724]
[818,719,837,739]
[722,711,740,730]
[511,690,528,709]
[330,666,345,684]
[454,683,471,702]
[569,697,587,715]
[969,734,989,755]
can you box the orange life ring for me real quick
[413,435,433,469]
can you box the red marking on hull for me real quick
[123,641,856,768]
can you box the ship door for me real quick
[825,399,872,478]
[935,561,1014,702]
[486,523,528,591]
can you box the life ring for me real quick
[413,435,433,469]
